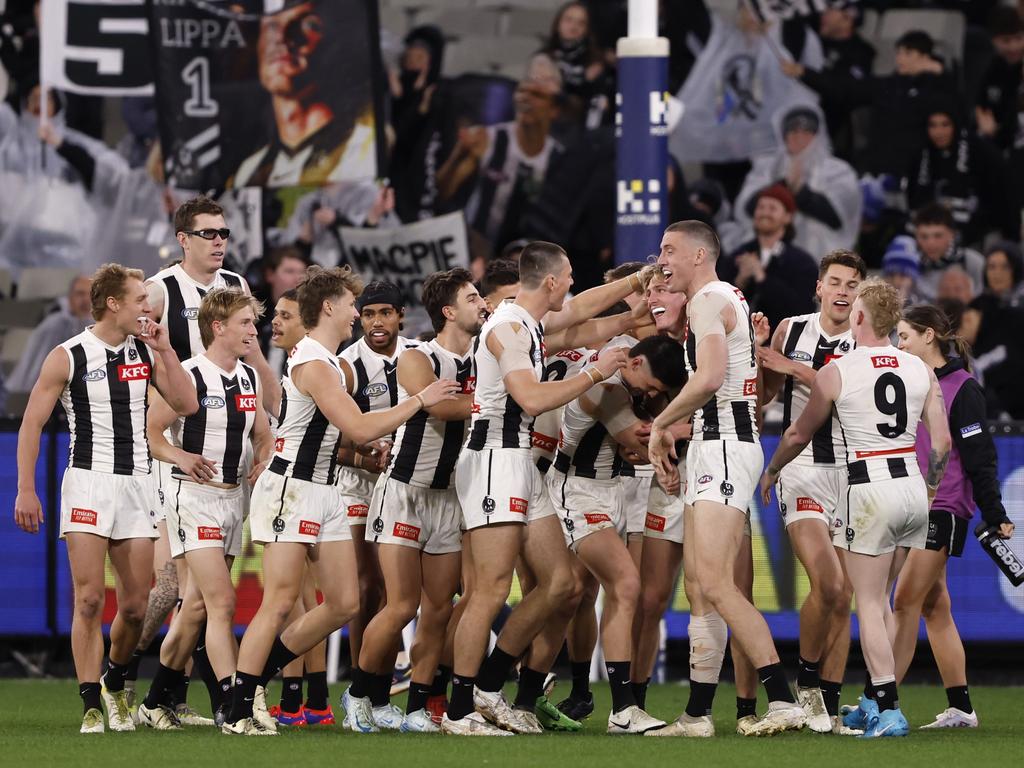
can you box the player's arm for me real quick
[338,358,356,395]
[146,387,216,483]
[491,323,627,418]
[144,280,165,325]
[588,384,652,462]
[247,375,274,485]
[398,349,473,421]
[920,368,951,508]
[14,348,68,533]
[141,320,199,415]
[542,273,644,334]
[546,302,651,355]
[298,360,459,446]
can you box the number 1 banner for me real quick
[148,0,385,190]
[40,0,154,96]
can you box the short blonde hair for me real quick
[856,277,902,338]
[297,265,364,329]
[639,263,664,293]
[198,288,264,348]
[90,263,145,321]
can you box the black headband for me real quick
[357,283,404,311]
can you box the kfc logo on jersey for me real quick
[393,522,421,542]
[117,363,151,381]
[533,432,558,453]
[235,395,257,411]
[796,497,824,514]
[197,526,223,541]
[645,512,666,532]
[298,520,321,537]
[509,497,529,515]
[461,376,477,394]
[347,504,369,519]
[824,354,841,365]
[274,437,285,453]
[558,349,584,362]
[743,378,757,396]
[871,355,899,369]
[71,508,97,525]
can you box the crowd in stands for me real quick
[0,0,1023,421]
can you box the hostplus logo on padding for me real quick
[617,179,661,226]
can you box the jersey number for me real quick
[873,372,908,438]
[543,360,569,382]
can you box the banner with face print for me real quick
[148,0,385,190]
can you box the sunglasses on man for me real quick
[181,228,231,240]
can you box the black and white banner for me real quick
[40,0,154,95]
[149,0,384,190]
[746,0,839,22]
[337,212,469,313]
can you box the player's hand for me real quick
[629,299,656,329]
[593,347,628,380]
[659,466,681,496]
[138,318,171,352]
[647,423,677,483]
[177,452,217,484]
[751,312,771,346]
[247,459,267,486]
[998,521,1015,539]
[14,491,44,534]
[757,345,792,375]
[760,469,777,506]
[418,378,460,407]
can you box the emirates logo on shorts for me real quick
[645,512,666,532]
[509,497,528,515]
[70,508,97,525]
[393,522,421,541]
[796,497,824,513]
[584,513,611,525]
[298,520,321,537]
[197,526,222,541]
[347,504,369,519]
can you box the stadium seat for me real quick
[0,298,54,329]
[417,8,502,38]
[873,9,965,74]
[16,267,81,300]
[0,327,34,375]
[503,8,553,37]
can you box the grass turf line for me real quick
[0,680,1020,767]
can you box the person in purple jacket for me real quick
[892,304,1015,729]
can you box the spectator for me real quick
[679,177,746,255]
[974,7,1024,154]
[541,2,614,129]
[814,0,876,160]
[784,30,956,177]
[6,275,92,393]
[734,103,861,261]
[254,244,312,359]
[937,265,977,306]
[881,234,924,306]
[979,240,1024,306]
[904,101,1017,244]
[717,183,818,331]
[479,257,520,314]
[437,54,564,252]
[912,202,985,303]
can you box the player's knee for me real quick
[475,575,512,608]
[388,598,421,628]
[817,576,845,608]
[322,588,360,626]
[610,570,640,608]
[697,576,730,609]
[75,587,105,621]
[640,582,668,620]
[206,590,236,622]
[580,577,601,606]
[118,596,148,628]
[544,569,577,605]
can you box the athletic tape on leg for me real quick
[688,612,727,685]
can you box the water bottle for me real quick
[975,523,1024,587]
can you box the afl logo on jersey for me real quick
[202,396,226,409]
[181,307,199,320]
[82,368,107,382]
[363,383,388,397]
[787,351,811,362]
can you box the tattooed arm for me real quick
[920,368,951,507]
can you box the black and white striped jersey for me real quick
[780,312,855,466]
[387,340,476,490]
[170,355,259,485]
[553,370,632,481]
[59,329,153,475]
[467,302,545,452]
[268,336,345,485]
[684,281,758,443]
[532,347,591,473]
[148,263,245,361]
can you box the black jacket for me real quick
[717,239,818,333]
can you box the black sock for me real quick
[863,670,874,701]
[736,696,757,719]
[173,676,189,707]
[125,650,143,683]
[144,664,182,710]
[370,673,392,707]
[430,665,452,697]
[570,661,591,699]
[350,667,372,699]
[228,671,261,723]
[305,671,329,711]
[757,663,796,704]
[606,661,635,713]
[102,659,129,693]
[79,682,101,714]
[514,666,547,708]
[685,681,717,717]
[191,637,221,712]
[281,676,303,713]
[448,674,476,721]
[259,637,300,687]
[820,679,842,717]
[946,685,972,714]
[477,646,517,693]
[874,680,898,712]
[407,681,432,714]
[797,656,820,689]
[217,676,233,712]
[631,679,650,710]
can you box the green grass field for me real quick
[0,679,1019,767]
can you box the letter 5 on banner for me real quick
[615,36,669,266]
